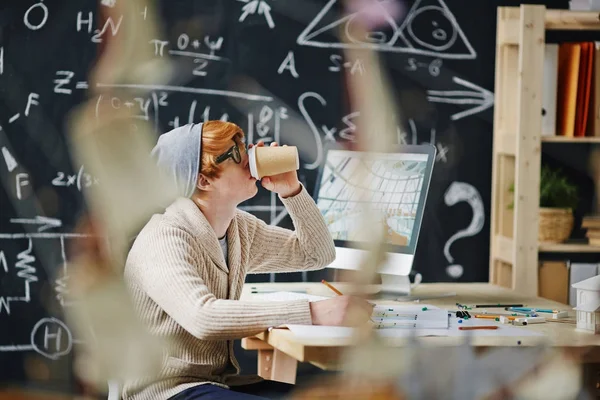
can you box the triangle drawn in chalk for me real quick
[297,0,476,60]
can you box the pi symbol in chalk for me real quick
[443,181,484,279]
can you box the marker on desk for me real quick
[321,279,343,296]
[475,314,516,321]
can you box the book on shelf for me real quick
[549,42,600,138]
[569,0,600,10]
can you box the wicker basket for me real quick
[538,207,574,243]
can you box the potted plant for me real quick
[509,165,579,243]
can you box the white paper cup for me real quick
[248,145,299,179]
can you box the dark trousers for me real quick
[168,381,295,400]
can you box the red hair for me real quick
[200,121,245,179]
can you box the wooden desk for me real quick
[241,282,600,385]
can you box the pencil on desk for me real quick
[321,279,343,296]
[458,326,499,330]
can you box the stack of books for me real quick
[582,215,600,245]
[543,41,600,138]
[570,0,600,10]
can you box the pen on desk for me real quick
[507,307,557,313]
[473,304,524,308]
[458,326,499,330]
[250,289,308,294]
[321,279,343,296]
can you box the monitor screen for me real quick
[314,145,435,255]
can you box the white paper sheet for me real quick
[253,291,332,302]
[283,318,544,339]
[371,305,449,328]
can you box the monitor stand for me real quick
[379,273,411,297]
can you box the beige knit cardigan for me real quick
[122,186,336,399]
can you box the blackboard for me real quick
[0,0,570,393]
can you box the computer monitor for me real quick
[314,144,436,294]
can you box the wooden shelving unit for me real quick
[539,242,600,253]
[541,137,600,143]
[490,5,600,296]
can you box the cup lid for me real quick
[248,146,259,179]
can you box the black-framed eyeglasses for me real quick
[215,140,245,164]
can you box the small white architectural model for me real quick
[572,274,600,334]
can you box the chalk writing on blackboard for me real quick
[52,166,100,192]
[0,238,36,315]
[9,217,62,232]
[238,0,275,29]
[76,11,123,43]
[0,317,73,360]
[443,181,484,278]
[15,173,29,200]
[277,51,300,78]
[0,46,4,75]
[426,76,493,121]
[55,236,69,307]
[297,0,475,60]
[329,54,365,75]
[95,83,273,102]
[4,93,40,128]
[54,71,89,94]
[1,147,18,172]
[406,118,449,163]
[406,57,442,77]
[151,34,226,77]
[24,1,49,31]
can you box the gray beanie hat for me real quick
[150,123,203,198]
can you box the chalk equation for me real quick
[3,145,98,197]
[150,34,226,77]
[76,6,149,43]
[297,0,476,60]
[52,165,100,192]
[299,92,450,169]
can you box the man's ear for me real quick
[196,173,212,191]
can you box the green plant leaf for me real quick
[507,165,579,210]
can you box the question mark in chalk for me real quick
[443,182,484,279]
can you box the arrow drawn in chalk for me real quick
[427,77,494,121]
[238,0,275,29]
[10,216,62,232]
[443,182,484,279]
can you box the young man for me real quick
[122,121,372,399]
